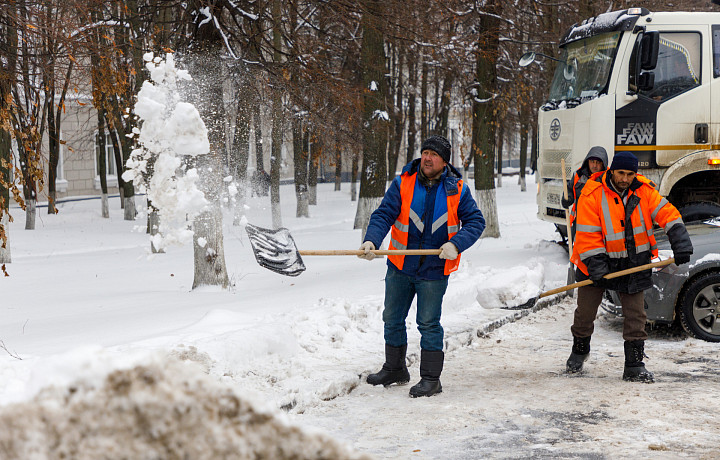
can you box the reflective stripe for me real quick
[605,231,625,242]
[636,242,651,252]
[576,224,602,233]
[608,250,628,258]
[632,226,645,236]
[636,202,649,237]
[600,192,617,238]
[432,212,447,234]
[409,208,424,232]
[579,247,607,260]
[393,220,409,233]
[447,224,459,234]
[664,218,683,232]
[390,237,407,250]
[651,198,669,220]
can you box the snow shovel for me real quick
[245,223,442,277]
[504,258,676,310]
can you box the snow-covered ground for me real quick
[2,175,719,458]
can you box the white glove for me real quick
[439,242,458,260]
[358,241,376,260]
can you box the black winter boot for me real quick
[367,344,411,387]
[623,340,654,383]
[566,336,591,374]
[409,349,443,398]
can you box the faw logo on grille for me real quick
[549,118,561,141]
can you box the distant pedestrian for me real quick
[567,151,693,382]
[359,135,485,397]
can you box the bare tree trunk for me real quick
[25,198,36,230]
[0,130,9,263]
[435,71,453,138]
[270,0,283,229]
[186,45,229,289]
[270,98,283,228]
[97,107,110,218]
[334,144,342,191]
[106,124,124,203]
[20,147,37,230]
[471,0,501,238]
[496,123,504,188]
[148,207,163,254]
[530,119,538,173]
[387,44,403,181]
[519,120,529,192]
[308,132,320,205]
[0,213,9,264]
[351,152,358,202]
[254,104,264,172]
[420,61,428,142]
[293,119,309,217]
[354,0,389,239]
[406,56,417,164]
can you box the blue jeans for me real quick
[383,266,448,351]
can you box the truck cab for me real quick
[532,8,720,233]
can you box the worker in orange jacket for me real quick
[567,151,693,382]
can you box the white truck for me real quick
[523,8,720,236]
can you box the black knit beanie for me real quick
[610,151,638,173]
[420,135,451,163]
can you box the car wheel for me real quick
[678,272,720,342]
[678,201,720,223]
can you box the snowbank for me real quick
[0,354,369,460]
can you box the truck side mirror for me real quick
[638,71,655,91]
[640,31,659,70]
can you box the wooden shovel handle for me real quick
[538,258,676,299]
[299,249,443,256]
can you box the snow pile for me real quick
[0,353,370,460]
[123,52,209,250]
[475,260,546,309]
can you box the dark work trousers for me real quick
[571,285,647,341]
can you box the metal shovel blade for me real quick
[245,223,306,277]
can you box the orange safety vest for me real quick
[568,171,583,225]
[388,172,462,276]
[571,171,683,275]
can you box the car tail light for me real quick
[709,158,720,166]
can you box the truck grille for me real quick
[540,150,573,180]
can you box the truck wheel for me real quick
[678,202,720,223]
[678,272,720,342]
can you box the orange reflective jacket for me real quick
[388,172,462,276]
[570,171,683,276]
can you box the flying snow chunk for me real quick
[167,102,209,156]
[476,264,544,309]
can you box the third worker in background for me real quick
[562,146,608,240]
[567,151,693,383]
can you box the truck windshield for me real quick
[546,32,622,107]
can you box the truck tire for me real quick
[678,271,720,342]
[678,202,720,223]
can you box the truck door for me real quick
[616,27,708,168]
